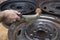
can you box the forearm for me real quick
[0,11,4,22]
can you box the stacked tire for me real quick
[0,0,60,40]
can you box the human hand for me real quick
[2,10,21,23]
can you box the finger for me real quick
[13,10,21,14]
[6,16,16,23]
[15,15,21,21]
[6,18,12,23]
[8,18,16,23]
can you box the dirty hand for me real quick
[1,10,21,23]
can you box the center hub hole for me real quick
[36,30,46,37]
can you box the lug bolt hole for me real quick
[17,30,21,36]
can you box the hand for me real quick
[2,10,21,23]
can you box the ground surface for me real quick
[0,23,8,40]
